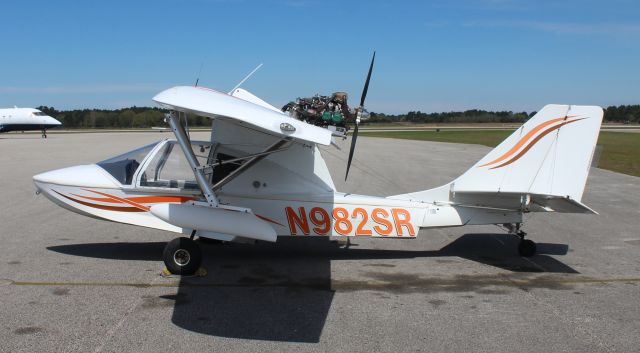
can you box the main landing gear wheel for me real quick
[518,238,537,257]
[198,237,224,245]
[162,237,202,275]
[506,224,537,257]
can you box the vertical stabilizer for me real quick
[452,104,603,202]
[392,104,603,213]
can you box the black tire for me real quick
[518,239,537,257]
[162,237,202,275]
[198,237,224,245]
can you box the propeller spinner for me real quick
[345,51,376,181]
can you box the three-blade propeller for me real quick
[345,51,376,181]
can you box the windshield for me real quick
[97,142,159,185]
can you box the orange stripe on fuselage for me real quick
[255,214,285,227]
[72,194,194,204]
[54,191,145,212]
[83,189,150,211]
[128,195,194,203]
[479,116,576,168]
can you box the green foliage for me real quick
[34,106,211,129]
[369,105,640,124]
[596,132,640,176]
[603,105,640,123]
[369,110,531,124]
[361,130,512,147]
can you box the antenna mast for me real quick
[229,63,263,94]
[195,61,205,87]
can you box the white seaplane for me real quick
[32,57,603,275]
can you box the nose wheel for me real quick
[162,237,202,275]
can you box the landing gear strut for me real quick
[506,223,537,257]
[162,237,202,275]
[41,129,47,138]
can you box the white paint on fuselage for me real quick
[0,107,62,132]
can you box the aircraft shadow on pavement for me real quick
[47,233,576,343]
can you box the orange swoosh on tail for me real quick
[489,118,586,170]
[479,116,577,168]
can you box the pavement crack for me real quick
[91,275,165,353]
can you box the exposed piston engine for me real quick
[282,92,354,131]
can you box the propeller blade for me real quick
[345,122,359,181]
[346,51,375,182]
[359,51,376,108]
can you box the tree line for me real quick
[369,104,640,124]
[36,106,209,129]
[368,110,533,124]
[36,104,640,129]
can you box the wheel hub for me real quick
[173,249,191,266]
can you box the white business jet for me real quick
[0,107,62,137]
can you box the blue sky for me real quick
[1,0,638,113]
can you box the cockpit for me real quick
[97,139,242,191]
[97,142,158,185]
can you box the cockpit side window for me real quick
[97,142,159,185]
[139,141,209,190]
[33,112,47,116]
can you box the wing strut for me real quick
[166,111,219,207]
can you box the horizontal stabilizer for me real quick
[449,191,597,214]
[532,195,596,214]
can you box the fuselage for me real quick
[0,107,62,133]
[28,84,603,275]
[32,139,521,242]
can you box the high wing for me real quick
[153,86,332,146]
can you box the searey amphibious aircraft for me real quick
[32,58,603,275]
